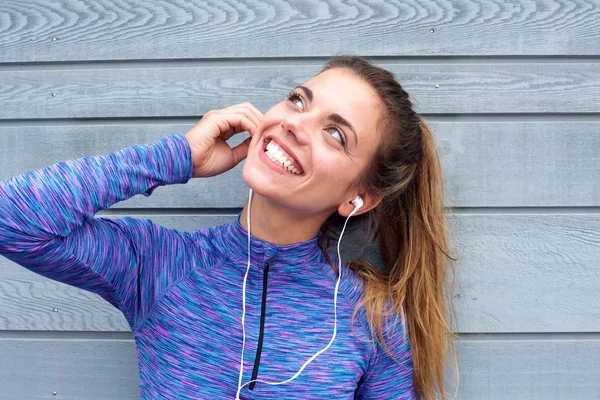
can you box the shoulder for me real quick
[328,255,412,369]
[318,252,368,311]
[110,216,228,269]
[189,221,232,267]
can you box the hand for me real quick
[184,102,263,178]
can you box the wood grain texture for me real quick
[1,0,599,62]
[446,337,600,399]
[0,338,140,400]
[2,122,599,207]
[2,0,598,395]
[0,336,598,399]
[2,63,600,119]
[1,213,599,333]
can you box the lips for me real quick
[262,136,304,175]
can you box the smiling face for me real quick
[242,67,385,219]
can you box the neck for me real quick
[239,191,331,246]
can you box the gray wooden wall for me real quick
[1,0,599,399]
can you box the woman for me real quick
[0,55,457,399]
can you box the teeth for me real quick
[265,140,302,175]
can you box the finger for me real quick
[221,125,249,141]
[248,103,264,122]
[215,106,261,133]
[213,113,259,138]
[220,128,236,141]
[238,102,264,123]
[219,102,263,127]
[224,116,257,138]
[233,112,260,135]
[230,136,252,166]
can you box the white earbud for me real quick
[351,196,363,211]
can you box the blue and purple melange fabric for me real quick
[0,133,415,399]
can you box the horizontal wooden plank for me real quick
[1,213,599,333]
[0,336,598,399]
[447,337,600,398]
[1,122,599,207]
[1,0,599,62]
[0,338,140,399]
[2,63,600,119]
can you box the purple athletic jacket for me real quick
[0,132,416,399]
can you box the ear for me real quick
[337,191,382,218]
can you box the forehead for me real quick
[303,68,384,146]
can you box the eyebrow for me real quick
[295,85,358,146]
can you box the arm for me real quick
[356,312,417,399]
[0,133,195,330]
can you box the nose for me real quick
[280,112,310,146]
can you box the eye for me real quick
[326,126,346,146]
[286,91,304,111]
[286,90,348,149]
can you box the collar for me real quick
[222,211,325,268]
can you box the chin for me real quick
[241,160,302,212]
[242,159,277,198]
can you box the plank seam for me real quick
[2,114,600,126]
[93,207,600,217]
[2,331,599,340]
[1,55,600,70]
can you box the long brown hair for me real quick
[317,55,459,400]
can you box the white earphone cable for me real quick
[236,188,360,398]
[235,188,254,400]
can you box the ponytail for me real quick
[317,55,459,400]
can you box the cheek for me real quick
[312,147,367,198]
[313,156,337,177]
[312,153,356,188]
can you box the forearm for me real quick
[0,132,192,246]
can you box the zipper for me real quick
[249,259,272,391]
